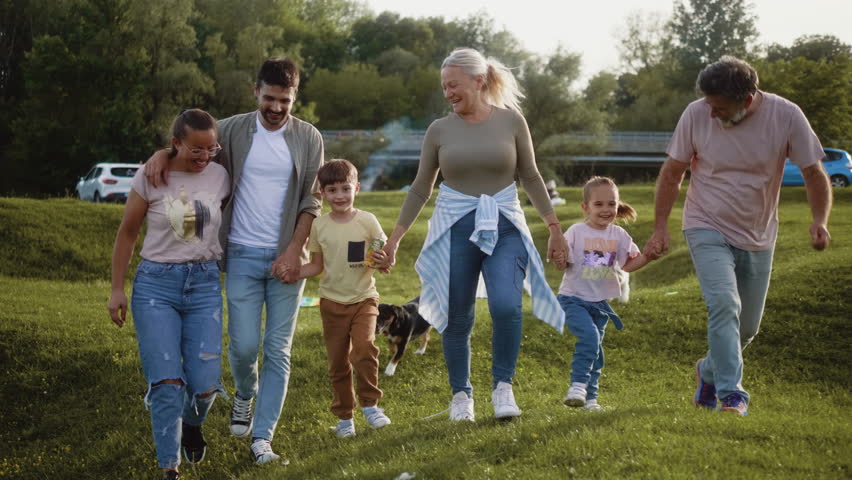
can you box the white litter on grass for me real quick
[394,473,416,480]
[665,291,679,295]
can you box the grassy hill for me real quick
[0,186,849,479]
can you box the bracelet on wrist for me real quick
[548,222,561,229]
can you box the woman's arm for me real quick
[383,125,441,268]
[108,190,148,327]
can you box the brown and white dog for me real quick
[375,297,431,376]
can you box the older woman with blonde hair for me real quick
[382,47,567,421]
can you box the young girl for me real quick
[557,176,653,411]
[108,109,229,480]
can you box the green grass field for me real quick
[0,185,849,479]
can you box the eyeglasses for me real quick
[183,143,222,157]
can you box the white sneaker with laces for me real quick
[230,395,254,437]
[250,439,280,465]
[449,391,475,422]
[492,381,521,418]
[582,399,603,411]
[363,407,391,429]
[335,419,356,438]
[563,382,587,407]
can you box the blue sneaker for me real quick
[719,393,748,416]
[693,359,717,409]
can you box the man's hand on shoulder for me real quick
[144,149,171,187]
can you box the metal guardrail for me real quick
[322,130,673,155]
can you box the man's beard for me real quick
[719,108,748,128]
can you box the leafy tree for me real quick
[669,0,758,74]
[303,64,411,129]
[766,34,852,63]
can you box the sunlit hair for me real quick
[256,57,300,90]
[317,159,359,188]
[696,55,759,104]
[168,109,217,159]
[582,176,637,222]
[442,47,524,113]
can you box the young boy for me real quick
[298,159,392,438]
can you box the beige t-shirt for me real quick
[667,92,823,250]
[396,107,553,227]
[132,163,230,262]
[308,210,387,304]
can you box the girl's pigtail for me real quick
[616,201,637,222]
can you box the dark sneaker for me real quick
[693,359,717,409]
[163,470,181,480]
[230,394,254,437]
[719,393,748,416]
[181,423,207,464]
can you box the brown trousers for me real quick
[319,297,383,419]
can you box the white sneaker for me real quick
[363,407,391,429]
[449,391,475,422]
[230,395,254,437]
[563,382,587,407]
[492,382,521,418]
[335,419,356,438]
[250,439,280,465]
[582,399,603,412]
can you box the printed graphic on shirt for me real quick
[165,186,213,243]
[348,240,366,266]
[580,237,616,280]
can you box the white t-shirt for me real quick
[558,222,639,302]
[229,114,294,248]
[667,92,823,250]
[131,163,229,263]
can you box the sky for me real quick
[363,0,852,84]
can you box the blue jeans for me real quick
[445,211,528,396]
[558,295,622,400]
[131,260,224,469]
[684,228,774,405]
[226,242,304,441]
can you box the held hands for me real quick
[272,247,302,284]
[643,229,670,260]
[547,230,568,271]
[108,289,128,327]
[809,222,831,250]
[379,239,399,274]
[368,248,392,273]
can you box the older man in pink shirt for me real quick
[645,56,832,416]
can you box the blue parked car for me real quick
[783,148,852,188]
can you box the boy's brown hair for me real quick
[317,159,359,188]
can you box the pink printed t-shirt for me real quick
[558,222,639,303]
[667,91,823,250]
[131,163,230,263]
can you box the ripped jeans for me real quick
[131,260,225,469]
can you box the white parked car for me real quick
[76,163,141,202]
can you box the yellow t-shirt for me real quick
[308,210,387,304]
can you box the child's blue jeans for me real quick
[131,259,225,469]
[558,294,623,400]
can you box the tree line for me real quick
[1,0,850,195]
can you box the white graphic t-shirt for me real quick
[557,222,639,302]
[131,163,229,263]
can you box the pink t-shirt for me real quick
[667,91,823,250]
[558,222,639,302]
[131,163,230,263]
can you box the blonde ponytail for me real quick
[442,48,524,113]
